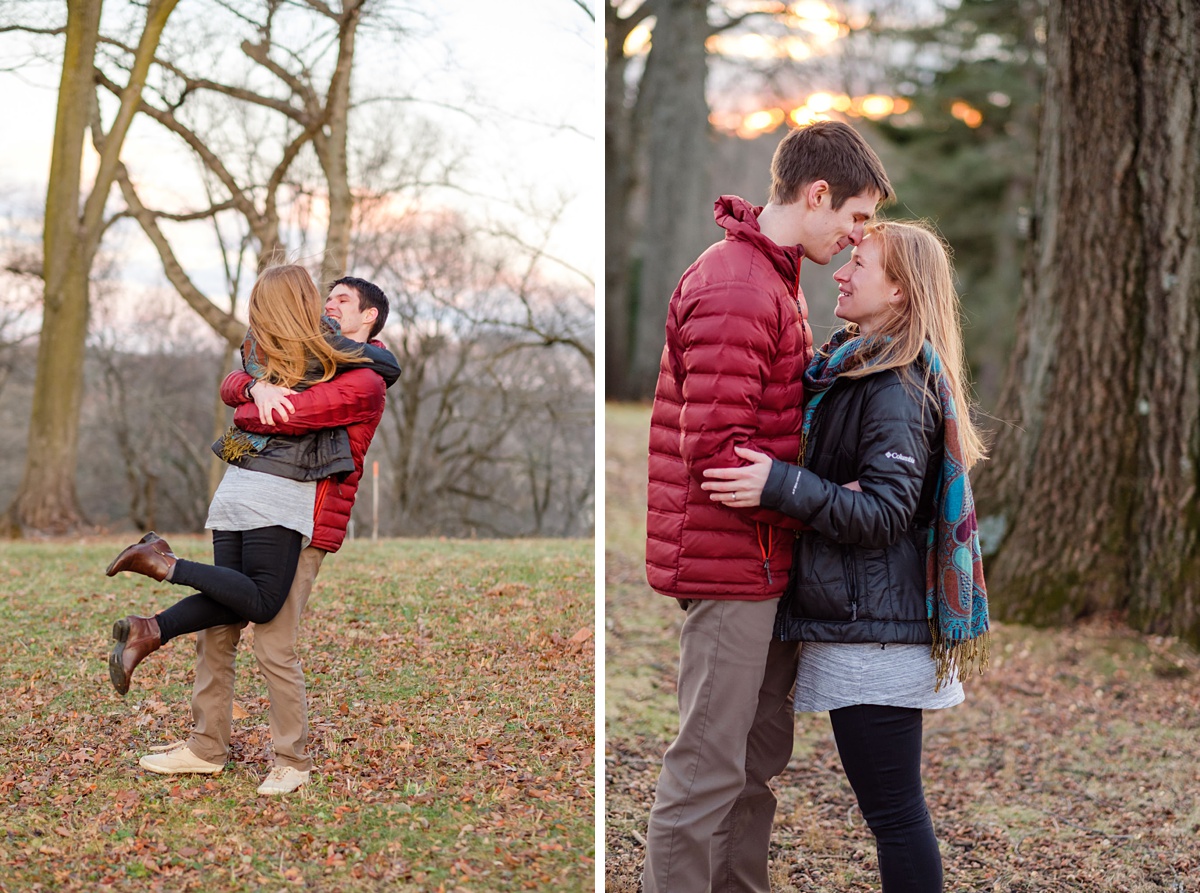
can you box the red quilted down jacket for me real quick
[221,365,386,553]
[646,196,813,600]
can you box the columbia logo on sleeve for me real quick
[885,451,916,465]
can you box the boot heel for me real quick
[109,650,129,696]
[112,618,130,643]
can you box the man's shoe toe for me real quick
[138,746,224,775]
[256,766,309,795]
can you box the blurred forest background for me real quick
[0,0,595,541]
[606,0,1200,644]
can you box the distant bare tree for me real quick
[88,287,219,532]
[0,226,41,402]
[102,0,375,349]
[353,208,593,537]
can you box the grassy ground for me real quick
[605,402,1200,893]
[0,536,594,892]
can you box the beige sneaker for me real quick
[256,766,309,795]
[147,740,187,753]
[139,745,224,775]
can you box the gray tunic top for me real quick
[205,464,315,547]
[794,642,965,712]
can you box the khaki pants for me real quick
[187,546,326,771]
[643,597,799,893]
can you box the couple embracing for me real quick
[105,265,396,796]
[643,121,990,892]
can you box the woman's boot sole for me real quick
[109,619,131,696]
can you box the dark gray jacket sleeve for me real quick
[327,335,402,388]
[760,378,934,549]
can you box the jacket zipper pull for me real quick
[764,558,772,585]
[851,602,858,622]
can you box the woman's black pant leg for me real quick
[829,703,943,893]
[156,527,303,642]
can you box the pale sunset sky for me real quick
[0,0,597,322]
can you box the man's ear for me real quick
[806,179,830,209]
[364,307,379,326]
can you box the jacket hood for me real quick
[714,195,803,286]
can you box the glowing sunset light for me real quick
[789,105,832,127]
[789,0,837,21]
[951,100,984,128]
[727,0,789,12]
[624,22,651,56]
[858,94,894,119]
[806,92,835,112]
[709,110,747,131]
[784,36,814,61]
[707,32,776,59]
[787,0,846,44]
[718,91,913,139]
[743,108,787,134]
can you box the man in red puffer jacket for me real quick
[138,277,394,796]
[643,121,894,892]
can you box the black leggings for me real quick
[154,527,303,644]
[829,703,943,893]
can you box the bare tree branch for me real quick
[116,164,246,348]
[570,0,596,24]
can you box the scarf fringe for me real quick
[930,619,991,692]
[216,426,260,463]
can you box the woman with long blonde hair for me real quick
[104,264,399,699]
[703,220,989,892]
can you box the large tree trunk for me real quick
[315,0,363,288]
[6,0,177,534]
[977,0,1200,644]
[624,0,713,398]
[1126,2,1200,640]
[7,1,103,533]
[604,5,636,398]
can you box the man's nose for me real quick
[847,223,865,245]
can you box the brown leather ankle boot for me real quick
[109,615,162,696]
[105,532,177,581]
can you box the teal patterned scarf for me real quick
[802,328,990,690]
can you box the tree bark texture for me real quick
[315,0,363,288]
[622,0,714,399]
[604,2,637,397]
[7,0,178,534]
[7,0,103,533]
[977,0,1200,643]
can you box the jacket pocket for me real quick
[791,536,848,621]
[891,529,929,622]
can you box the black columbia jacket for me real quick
[760,364,944,644]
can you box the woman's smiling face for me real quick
[832,234,904,335]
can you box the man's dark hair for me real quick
[768,120,894,209]
[331,276,389,340]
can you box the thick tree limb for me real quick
[116,164,246,349]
